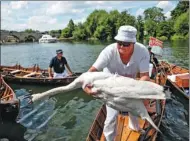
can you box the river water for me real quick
[1,40,189,141]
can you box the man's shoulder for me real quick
[62,56,66,60]
[51,56,57,61]
[135,42,149,53]
[135,42,147,50]
[134,42,149,59]
[104,43,117,52]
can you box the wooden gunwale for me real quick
[160,61,189,99]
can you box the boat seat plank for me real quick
[121,116,131,141]
[127,118,145,141]
[100,134,105,141]
[23,72,36,78]
[99,115,147,141]
[1,93,13,100]
[115,115,125,141]
[176,74,189,88]
[127,132,140,141]
[10,70,21,74]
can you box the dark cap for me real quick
[147,46,151,50]
[56,49,63,54]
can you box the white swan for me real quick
[31,72,170,132]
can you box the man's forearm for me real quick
[88,66,98,72]
[48,67,53,77]
[139,72,150,81]
[140,75,150,81]
[66,64,72,73]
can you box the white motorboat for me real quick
[39,35,57,43]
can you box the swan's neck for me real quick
[32,79,81,102]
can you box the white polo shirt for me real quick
[93,42,150,78]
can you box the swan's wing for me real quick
[92,76,169,99]
[95,86,168,99]
[93,75,163,91]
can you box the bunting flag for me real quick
[149,37,163,48]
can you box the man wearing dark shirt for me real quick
[148,46,159,67]
[48,49,73,78]
[148,46,159,78]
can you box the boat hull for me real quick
[38,34,57,43]
[160,61,189,100]
[0,76,19,122]
[2,75,79,86]
[39,39,57,43]
[0,64,82,86]
[86,100,166,141]
[166,79,189,99]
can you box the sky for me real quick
[1,1,179,31]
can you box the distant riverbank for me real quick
[1,36,189,48]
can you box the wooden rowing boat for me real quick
[159,61,189,99]
[0,75,19,122]
[0,76,27,140]
[86,76,166,141]
[0,64,82,86]
[87,102,165,141]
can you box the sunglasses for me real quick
[117,42,131,47]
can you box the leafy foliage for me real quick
[24,29,36,33]
[157,21,174,39]
[61,19,75,38]
[73,23,87,40]
[174,11,189,36]
[60,1,188,41]
[136,15,144,41]
[171,1,189,19]
[144,7,165,22]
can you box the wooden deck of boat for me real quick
[97,100,160,141]
[100,115,146,141]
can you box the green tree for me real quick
[144,19,157,37]
[60,2,189,41]
[84,10,108,37]
[171,1,189,19]
[68,19,75,35]
[73,23,87,40]
[157,20,174,39]
[136,15,144,41]
[115,10,136,30]
[108,10,120,39]
[143,7,166,38]
[174,11,189,36]
[144,7,165,23]
[58,30,62,34]
[61,19,75,38]
[25,29,33,33]
[61,27,71,38]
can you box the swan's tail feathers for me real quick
[145,114,162,134]
[163,85,170,91]
[163,88,171,99]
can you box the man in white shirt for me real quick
[84,25,150,141]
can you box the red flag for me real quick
[149,37,163,48]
